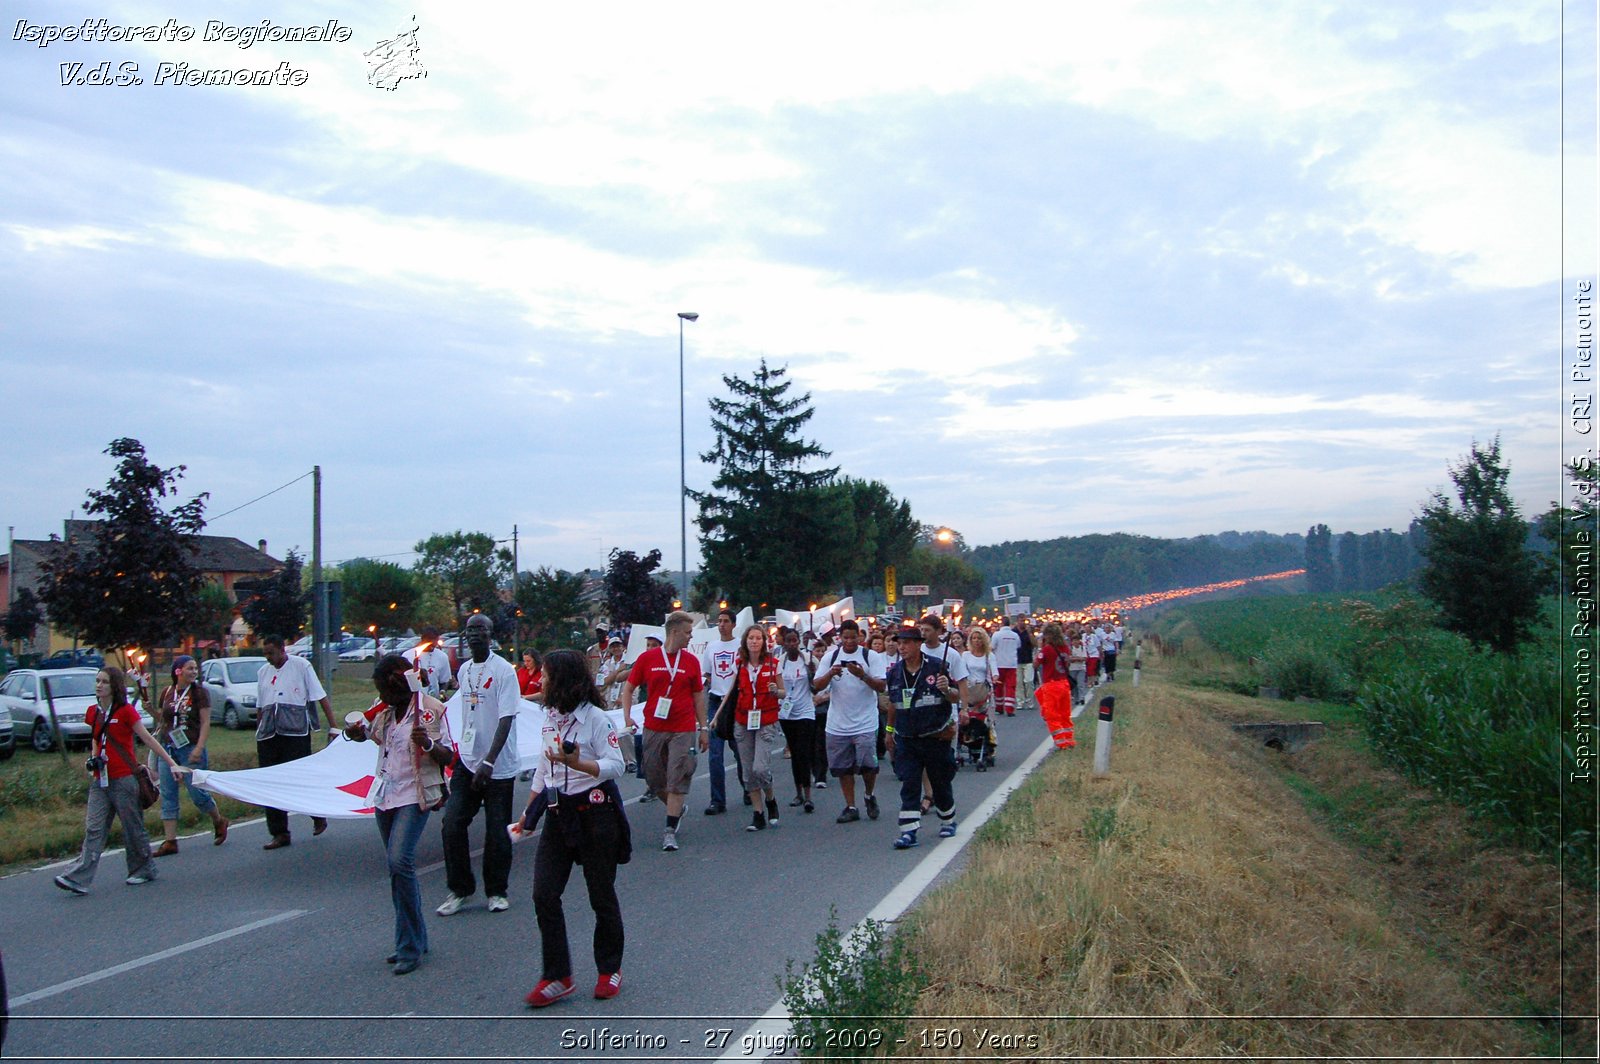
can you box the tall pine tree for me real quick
[1304,523,1336,593]
[690,359,840,607]
[1417,437,1541,652]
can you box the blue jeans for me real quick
[706,693,745,807]
[375,805,432,963]
[159,743,217,821]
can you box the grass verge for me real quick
[0,670,378,872]
[888,663,1592,1059]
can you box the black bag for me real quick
[712,694,736,743]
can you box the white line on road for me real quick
[10,909,313,1008]
[721,733,1058,1061]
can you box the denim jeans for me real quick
[440,761,514,898]
[706,692,745,807]
[60,775,153,887]
[159,743,217,821]
[375,804,432,963]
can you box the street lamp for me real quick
[678,311,698,609]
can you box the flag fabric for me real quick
[190,693,624,818]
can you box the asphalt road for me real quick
[1,706,1055,1064]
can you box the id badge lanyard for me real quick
[745,665,763,730]
[654,650,684,720]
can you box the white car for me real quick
[201,656,267,730]
[0,668,153,752]
[337,637,378,662]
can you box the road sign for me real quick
[943,598,964,613]
[990,583,1016,600]
[885,565,897,606]
[901,584,930,597]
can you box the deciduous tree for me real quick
[516,567,588,649]
[40,438,208,661]
[3,587,43,648]
[413,531,511,623]
[337,557,423,635]
[604,548,676,627]
[1304,523,1336,593]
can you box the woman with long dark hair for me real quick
[54,666,190,894]
[524,649,630,1008]
[154,655,229,856]
[342,654,452,975]
[730,624,787,832]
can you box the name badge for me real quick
[369,770,388,805]
[899,690,913,710]
[916,695,942,708]
[651,697,671,720]
[747,710,762,731]
[460,723,477,747]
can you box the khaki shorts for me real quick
[642,728,697,795]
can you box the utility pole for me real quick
[312,466,328,682]
[511,523,519,657]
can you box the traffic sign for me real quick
[901,584,930,597]
[885,565,897,606]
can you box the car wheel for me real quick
[223,704,241,730]
[0,743,13,761]
[31,720,55,753]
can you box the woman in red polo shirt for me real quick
[730,625,787,832]
[55,666,191,894]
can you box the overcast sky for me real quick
[3,1,1594,577]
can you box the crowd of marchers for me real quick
[49,608,1125,1009]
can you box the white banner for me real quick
[774,597,854,636]
[190,694,636,818]
[621,606,755,664]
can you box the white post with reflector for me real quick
[1092,695,1115,777]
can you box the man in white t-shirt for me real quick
[436,614,521,917]
[256,635,339,850]
[917,615,969,710]
[811,620,887,823]
[406,626,454,697]
[699,608,746,815]
[990,617,1021,716]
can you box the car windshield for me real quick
[41,673,96,698]
[226,661,261,683]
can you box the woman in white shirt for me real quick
[774,627,816,814]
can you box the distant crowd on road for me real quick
[48,607,1127,1009]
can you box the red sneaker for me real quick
[524,977,575,1008]
[594,972,622,1000]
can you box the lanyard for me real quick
[661,649,685,690]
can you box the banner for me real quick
[774,597,853,636]
[190,693,636,818]
[621,606,755,664]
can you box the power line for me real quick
[209,470,314,523]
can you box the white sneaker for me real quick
[435,893,468,916]
[487,895,509,913]
[661,829,679,852]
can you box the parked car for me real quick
[380,636,419,656]
[287,636,314,658]
[36,649,105,671]
[337,637,378,662]
[201,656,268,730]
[0,701,14,760]
[0,668,152,752]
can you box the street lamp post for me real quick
[677,311,699,610]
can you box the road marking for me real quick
[721,734,1057,1061]
[10,909,313,1008]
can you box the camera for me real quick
[84,754,107,773]
[561,740,577,755]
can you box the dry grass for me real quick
[901,669,1570,1059]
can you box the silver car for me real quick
[201,656,267,730]
[0,668,153,752]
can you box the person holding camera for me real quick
[55,666,191,894]
[343,654,453,975]
[522,650,629,1008]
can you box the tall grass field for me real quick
[1148,592,1594,884]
